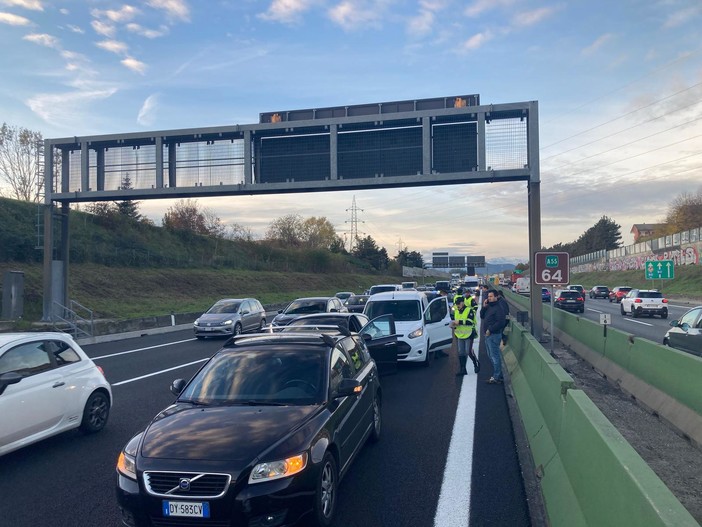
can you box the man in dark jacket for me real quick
[480,289,507,384]
[496,289,510,346]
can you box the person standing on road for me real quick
[480,289,507,384]
[450,296,479,375]
[496,289,510,346]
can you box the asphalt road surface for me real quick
[0,329,531,527]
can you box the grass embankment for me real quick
[571,264,702,301]
[0,261,403,322]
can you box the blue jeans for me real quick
[486,332,503,380]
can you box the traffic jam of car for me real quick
[1,281,466,527]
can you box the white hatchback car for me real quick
[0,332,112,456]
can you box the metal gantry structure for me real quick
[42,95,544,338]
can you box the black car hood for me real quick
[140,403,319,463]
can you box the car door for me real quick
[328,345,362,467]
[669,308,702,355]
[342,337,377,447]
[0,340,70,449]
[359,315,398,375]
[424,297,452,353]
[240,300,254,332]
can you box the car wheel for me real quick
[233,323,242,336]
[369,394,382,443]
[579,307,585,313]
[609,297,613,303]
[313,452,338,527]
[661,311,668,320]
[80,391,110,434]
[258,319,266,331]
[663,337,669,346]
[632,307,639,318]
[422,345,433,367]
[195,335,205,340]
[620,304,625,315]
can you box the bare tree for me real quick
[301,216,338,249]
[0,123,43,202]
[265,214,304,246]
[227,223,255,242]
[163,199,209,234]
[202,207,226,238]
[664,190,702,233]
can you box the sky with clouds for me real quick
[1,0,702,264]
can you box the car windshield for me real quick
[287,316,346,329]
[619,288,632,293]
[285,300,327,314]
[369,286,397,295]
[365,300,421,321]
[207,301,241,314]
[559,291,581,298]
[180,348,325,405]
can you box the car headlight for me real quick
[222,319,233,326]
[193,318,200,326]
[248,452,307,484]
[116,432,143,480]
[408,327,424,339]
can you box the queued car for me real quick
[194,298,266,338]
[334,291,354,302]
[620,289,668,319]
[271,297,347,326]
[541,287,551,303]
[567,285,586,301]
[368,284,402,296]
[664,306,702,356]
[363,290,452,365]
[116,332,383,527]
[553,290,585,313]
[589,285,610,299]
[282,312,400,374]
[609,286,632,303]
[344,294,370,313]
[0,332,112,457]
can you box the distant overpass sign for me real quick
[645,260,674,280]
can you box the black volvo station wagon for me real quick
[116,332,384,527]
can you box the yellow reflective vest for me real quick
[454,304,476,340]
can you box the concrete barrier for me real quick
[503,320,699,526]
[504,287,702,449]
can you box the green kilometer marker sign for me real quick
[645,260,674,280]
[545,255,559,267]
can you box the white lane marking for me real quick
[587,308,604,313]
[92,338,197,360]
[622,318,653,327]
[668,304,696,310]
[111,359,209,386]
[434,345,478,527]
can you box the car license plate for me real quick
[644,304,657,309]
[204,327,214,331]
[163,501,210,518]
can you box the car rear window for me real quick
[638,292,663,299]
[559,291,581,299]
[596,286,608,291]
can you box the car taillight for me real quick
[577,297,583,301]
[97,365,106,376]
[662,298,668,303]
[557,297,564,302]
[635,299,642,303]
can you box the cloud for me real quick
[460,30,492,52]
[101,5,139,23]
[137,94,159,125]
[66,24,84,34]
[407,10,435,36]
[0,11,31,24]
[328,0,383,31]
[663,6,701,29]
[59,7,68,14]
[122,56,147,74]
[91,19,116,37]
[147,0,190,22]
[96,39,128,55]
[126,22,169,38]
[1,0,42,10]
[513,6,558,27]
[581,33,613,56]
[464,0,515,18]
[259,0,316,23]
[26,87,118,126]
[23,32,60,48]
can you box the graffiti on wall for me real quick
[572,243,700,273]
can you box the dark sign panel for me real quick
[258,134,330,183]
[465,256,486,266]
[449,256,466,267]
[432,122,478,174]
[432,255,449,268]
[338,127,422,179]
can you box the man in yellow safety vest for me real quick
[450,296,479,375]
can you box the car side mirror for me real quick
[330,308,339,313]
[669,320,679,327]
[171,378,187,395]
[0,371,22,396]
[277,309,283,314]
[335,378,362,398]
[361,333,373,342]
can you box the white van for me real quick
[368,284,402,296]
[363,291,452,365]
[401,281,418,290]
[515,276,531,295]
